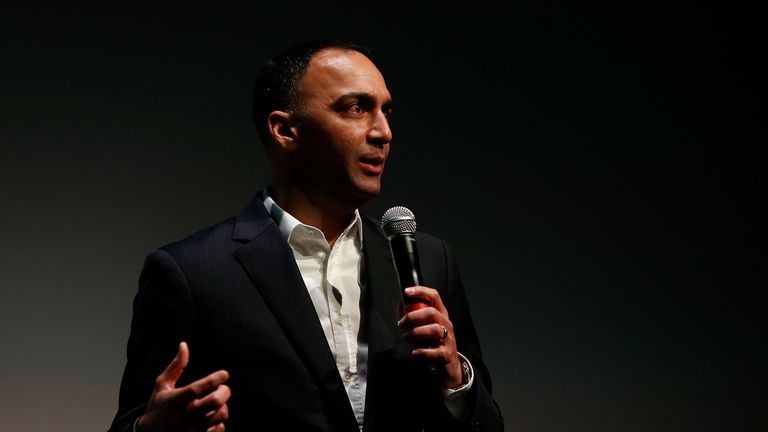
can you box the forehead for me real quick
[299,48,390,101]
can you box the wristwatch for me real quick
[460,356,471,385]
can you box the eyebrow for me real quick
[332,92,393,109]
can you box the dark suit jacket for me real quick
[109,195,503,432]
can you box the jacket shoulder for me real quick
[155,215,238,260]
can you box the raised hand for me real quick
[137,342,231,432]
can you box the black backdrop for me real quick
[1,2,765,431]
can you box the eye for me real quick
[347,103,363,114]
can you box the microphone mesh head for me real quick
[381,206,417,238]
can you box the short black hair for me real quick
[252,39,373,150]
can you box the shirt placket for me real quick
[326,244,350,382]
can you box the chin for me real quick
[355,188,380,202]
[338,173,383,206]
[352,181,382,202]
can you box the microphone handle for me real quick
[388,233,430,313]
[388,233,436,349]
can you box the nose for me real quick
[367,109,392,147]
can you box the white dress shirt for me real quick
[260,190,475,425]
[261,191,368,428]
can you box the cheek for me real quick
[331,129,365,157]
[303,121,368,163]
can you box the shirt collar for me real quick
[260,188,363,248]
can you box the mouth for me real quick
[359,155,386,175]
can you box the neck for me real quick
[269,182,357,245]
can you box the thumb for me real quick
[156,341,189,391]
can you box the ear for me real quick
[267,110,299,152]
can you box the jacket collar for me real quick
[232,194,358,429]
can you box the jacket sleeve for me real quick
[108,249,196,432]
[426,240,505,432]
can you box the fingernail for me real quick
[405,287,415,294]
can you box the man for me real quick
[109,40,503,432]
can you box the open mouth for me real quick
[360,156,385,174]
[360,155,385,166]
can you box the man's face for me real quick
[291,48,393,205]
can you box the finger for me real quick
[404,286,447,314]
[403,323,448,341]
[398,306,446,329]
[186,399,229,429]
[207,423,226,432]
[155,341,189,390]
[411,346,454,363]
[189,384,231,414]
[178,370,230,402]
[204,403,229,426]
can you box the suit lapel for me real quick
[232,196,358,430]
[360,217,412,432]
[360,217,404,356]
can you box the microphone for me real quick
[381,206,431,314]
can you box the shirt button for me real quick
[344,373,352,382]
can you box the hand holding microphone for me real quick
[381,207,464,389]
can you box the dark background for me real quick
[1,2,765,431]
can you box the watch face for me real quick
[461,360,471,384]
